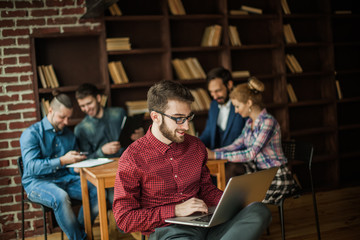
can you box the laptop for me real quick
[165,167,278,227]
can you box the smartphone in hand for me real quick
[79,152,89,156]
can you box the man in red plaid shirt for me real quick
[113,80,271,239]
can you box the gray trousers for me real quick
[149,202,271,240]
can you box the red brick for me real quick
[47,16,77,25]
[3,57,17,65]
[0,1,14,8]
[32,27,61,35]
[77,0,86,4]
[0,131,22,139]
[46,0,75,7]
[11,140,20,148]
[0,196,13,204]
[0,105,4,111]
[0,76,18,83]
[5,66,32,74]
[17,18,46,27]
[0,122,7,131]
[4,47,29,55]
[0,141,9,149]
[19,56,31,64]
[15,0,44,8]
[0,94,19,102]
[0,231,16,239]
[17,37,30,45]
[20,74,32,81]
[31,9,59,17]
[9,121,34,130]
[0,150,21,159]
[6,84,32,93]
[0,113,21,121]
[22,93,35,101]
[2,222,22,233]
[62,7,85,15]
[8,102,36,111]
[2,28,30,37]
[1,10,27,18]
[0,177,11,186]
[0,19,15,28]
[23,111,37,119]
[0,38,16,46]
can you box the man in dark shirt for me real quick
[113,80,271,239]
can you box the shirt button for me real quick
[56,167,59,169]
[54,155,57,157]
[170,158,173,160]
[174,175,177,178]
[56,144,58,147]
[180,192,183,195]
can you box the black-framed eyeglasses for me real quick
[151,109,195,124]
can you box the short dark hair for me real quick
[147,80,194,112]
[75,83,99,99]
[206,67,232,86]
[50,91,73,110]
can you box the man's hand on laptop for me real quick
[175,197,208,217]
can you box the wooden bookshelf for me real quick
[29,0,360,190]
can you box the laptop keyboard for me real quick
[191,214,213,222]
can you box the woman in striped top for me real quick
[207,77,299,204]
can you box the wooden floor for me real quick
[27,185,360,240]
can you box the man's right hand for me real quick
[101,141,121,155]
[175,197,208,217]
[60,151,86,166]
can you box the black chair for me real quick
[17,157,81,240]
[268,141,321,240]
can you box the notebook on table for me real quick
[165,167,278,228]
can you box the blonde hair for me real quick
[230,77,265,108]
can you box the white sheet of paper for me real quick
[66,158,114,168]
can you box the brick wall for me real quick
[0,1,101,239]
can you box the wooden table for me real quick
[80,159,227,240]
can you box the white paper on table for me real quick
[66,158,114,168]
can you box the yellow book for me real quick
[335,80,342,100]
[48,64,59,88]
[116,61,129,83]
[108,62,122,84]
[287,83,298,102]
[37,66,48,88]
[241,5,263,14]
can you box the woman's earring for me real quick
[248,106,252,113]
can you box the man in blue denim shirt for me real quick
[20,93,99,240]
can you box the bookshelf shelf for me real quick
[28,0,360,190]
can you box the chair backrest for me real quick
[17,156,24,177]
[282,140,314,170]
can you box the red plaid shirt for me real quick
[113,126,222,235]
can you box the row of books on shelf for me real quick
[108,3,122,16]
[283,24,297,44]
[190,88,212,111]
[37,64,59,89]
[201,25,222,47]
[168,0,186,15]
[285,54,303,73]
[106,38,131,51]
[172,57,206,80]
[229,5,263,15]
[108,61,129,84]
[201,25,242,47]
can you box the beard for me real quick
[159,117,185,143]
[215,89,230,105]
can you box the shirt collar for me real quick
[217,99,231,109]
[42,116,64,134]
[145,125,171,155]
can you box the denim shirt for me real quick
[20,117,78,189]
[74,107,126,159]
